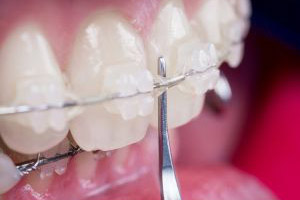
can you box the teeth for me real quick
[102,65,154,120]
[40,138,70,179]
[147,0,213,128]
[66,12,152,151]
[178,42,220,95]
[0,24,69,154]
[0,153,20,194]
[191,0,250,68]
[177,41,218,72]
[226,43,244,68]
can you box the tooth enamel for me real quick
[66,12,152,151]
[226,43,244,68]
[177,41,218,73]
[236,0,252,18]
[147,0,208,128]
[176,41,220,95]
[40,138,70,179]
[0,24,69,154]
[192,0,250,68]
[0,153,20,194]
[193,0,237,44]
[102,65,154,120]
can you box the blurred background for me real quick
[177,0,300,199]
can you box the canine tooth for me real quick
[177,41,218,72]
[179,68,220,95]
[176,41,220,95]
[102,65,154,120]
[0,153,20,194]
[147,0,191,76]
[193,0,237,43]
[147,0,211,128]
[237,0,252,18]
[0,24,68,154]
[67,12,151,151]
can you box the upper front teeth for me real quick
[0,0,250,155]
[177,41,218,73]
[102,65,154,120]
[66,12,152,151]
[191,0,251,67]
[0,24,69,154]
[147,0,219,128]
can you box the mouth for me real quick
[0,0,276,199]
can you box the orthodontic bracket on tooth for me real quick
[12,56,231,178]
[0,65,217,117]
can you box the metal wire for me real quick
[157,57,182,200]
[0,67,214,116]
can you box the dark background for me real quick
[251,0,300,50]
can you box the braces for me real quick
[12,65,231,177]
[16,145,83,176]
[0,66,215,116]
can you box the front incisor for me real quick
[0,24,69,154]
[66,12,152,151]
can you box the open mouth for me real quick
[0,0,277,199]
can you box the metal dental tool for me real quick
[157,57,182,200]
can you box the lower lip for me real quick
[3,128,275,200]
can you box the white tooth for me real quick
[0,153,20,194]
[219,0,238,25]
[192,0,222,44]
[66,12,152,151]
[0,24,68,154]
[177,41,218,73]
[226,43,244,68]
[40,138,70,179]
[147,0,191,76]
[237,0,252,18]
[166,88,205,128]
[177,41,220,95]
[197,0,237,44]
[227,19,247,43]
[147,0,206,128]
[179,68,220,95]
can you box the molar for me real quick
[0,24,69,154]
[66,12,152,151]
[0,153,20,194]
